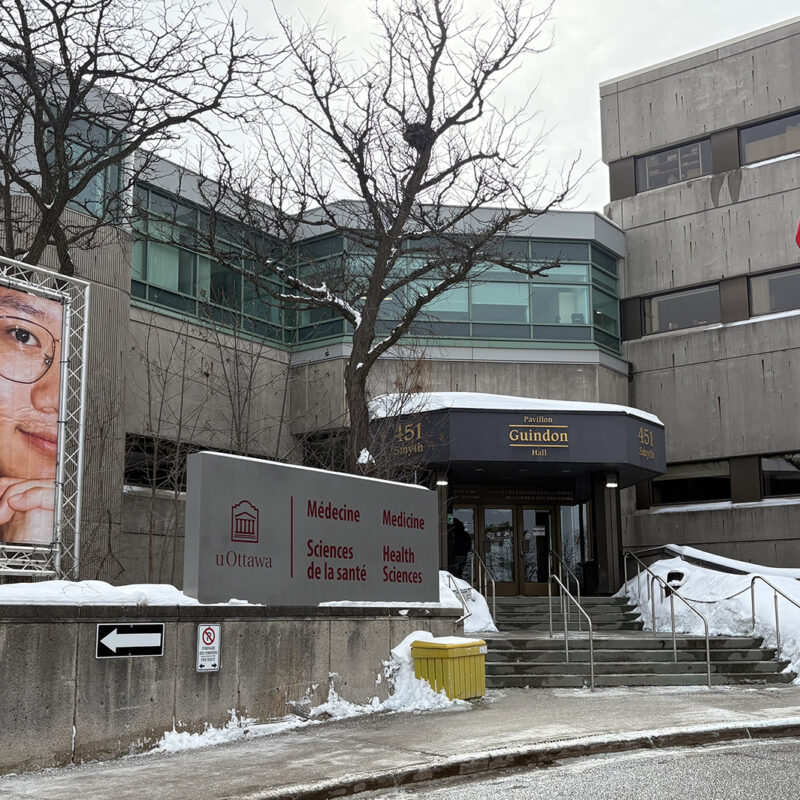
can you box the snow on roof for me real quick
[370,392,663,426]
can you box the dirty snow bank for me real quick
[619,554,800,683]
[152,630,476,753]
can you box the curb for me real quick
[250,718,800,800]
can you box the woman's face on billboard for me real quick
[0,287,62,481]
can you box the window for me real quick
[652,461,731,505]
[762,455,800,498]
[529,241,589,264]
[124,434,201,492]
[740,110,800,165]
[643,285,721,334]
[635,140,712,191]
[56,119,122,218]
[132,185,284,341]
[750,267,800,316]
[591,246,618,275]
[592,288,619,335]
[532,284,590,325]
[471,282,529,322]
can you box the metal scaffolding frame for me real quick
[0,256,90,579]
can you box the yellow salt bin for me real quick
[411,637,487,700]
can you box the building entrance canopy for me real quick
[371,393,666,494]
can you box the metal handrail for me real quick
[550,573,594,691]
[750,576,800,655]
[625,552,712,686]
[470,550,496,621]
[445,573,473,626]
[548,550,583,633]
[624,549,663,603]
[647,573,712,687]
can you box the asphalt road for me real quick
[370,737,800,800]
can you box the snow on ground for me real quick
[152,629,476,754]
[618,551,800,683]
[0,572,497,754]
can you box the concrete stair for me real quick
[484,596,796,688]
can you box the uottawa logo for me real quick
[231,500,259,543]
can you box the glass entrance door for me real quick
[521,508,553,595]
[480,505,556,595]
[482,507,516,592]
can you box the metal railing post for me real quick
[750,575,800,658]
[550,573,594,691]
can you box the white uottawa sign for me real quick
[183,453,439,605]
[196,624,221,672]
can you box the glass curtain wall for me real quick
[132,186,286,342]
[132,197,621,355]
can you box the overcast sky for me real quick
[243,1,800,212]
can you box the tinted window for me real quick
[762,455,800,497]
[635,140,712,191]
[653,460,731,504]
[740,111,800,164]
[643,285,720,334]
[750,268,800,315]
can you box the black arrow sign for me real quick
[96,623,164,658]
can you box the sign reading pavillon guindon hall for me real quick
[183,452,439,604]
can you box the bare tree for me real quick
[201,0,577,469]
[0,0,267,275]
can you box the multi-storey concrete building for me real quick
[601,17,800,567]
[9,17,800,596]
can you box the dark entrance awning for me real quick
[371,393,666,493]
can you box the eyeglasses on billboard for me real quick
[0,316,58,384]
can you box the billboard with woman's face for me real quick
[0,285,63,545]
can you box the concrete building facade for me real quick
[601,17,800,567]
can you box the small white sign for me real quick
[530,526,547,537]
[196,624,221,672]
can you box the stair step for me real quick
[494,611,641,621]
[487,648,779,663]
[485,660,792,676]
[494,596,628,605]
[486,672,797,689]
[483,636,766,650]
[499,621,644,631]
[484,595,789,688]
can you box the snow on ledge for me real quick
[666,544,800,579]
[648,497,800,514]
[370,391,663,426]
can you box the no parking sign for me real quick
[196,624,221,672]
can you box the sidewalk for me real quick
[4,685,800,800]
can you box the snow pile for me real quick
[444,573,498,634]
[665,544,800,579]
[154,710,258,752]
[0,580,214,606]
[0,571,497,631]
[320,571,498,634]
[152,630,475,753]
[380,631,474,712]
[619,554,800,682]
[309,631,471,720]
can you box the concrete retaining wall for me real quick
[0,604,460,775]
